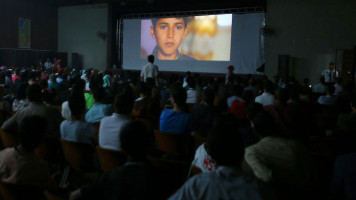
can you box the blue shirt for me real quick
[159,109,193,135]
[85,103,113,123]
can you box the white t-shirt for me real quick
[192,144,217,172]
[255,92,275,106]
[140,63,158,82]
[99,113,131,151]
[60,120,95,144]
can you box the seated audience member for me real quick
[331,153,356,200]
[85,87,112,123]
[12,82,29,112]
[244,78,258,97]
[333,77,343,96]
[2,84,63,136]
[84,75,100,110]
[230,90,254,121]
[160,86,193,135]
[264,88,293,135]
[238,102,263,147]
[337,95,356,131]
[138,87,162,123]
[317,85,337,105]
[245,111,318,189]
[0,87,12,118]
[0,115,58,190]
[70,121,179,200]
[61,92,94,144]
[255,80,275,106]
[186,77,199,104]
[312,76,327,93]
[226,84,242,108]
[191,87,219,137]
[99,92,134,150]
[169,113,274,200]
[61,79,85,120]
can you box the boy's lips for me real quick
[165,42,174,47]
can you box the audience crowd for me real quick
[0,62,354,200]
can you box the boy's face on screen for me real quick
[151,18,188,60]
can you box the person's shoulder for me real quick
[178,54,198,61]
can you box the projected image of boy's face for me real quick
[151,18,188,60]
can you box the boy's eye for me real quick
[160,25,167,30]
[175,26,183,30]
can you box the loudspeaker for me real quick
[278,55,289,80]
[72,53,82,70]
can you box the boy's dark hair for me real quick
[151,17,188,30]
[26,84,42,102]
[252,111,278,137]
[120,120,152,157]
[148,55,155,63]
[68,91,86,117]
[247,102,264,120]
[206,113,244,166]
[327,85,335,95]
[18,115,48,152]
[202,88,215,106]
[170,85,187,108]
[263,80,274,93]
[114,93,134,115]
[275,88,289,104]
[93,87,106,102]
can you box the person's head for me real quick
[18,115,48,152]
[93,87,106,103]
[247,102,264,120]
[242,90,254,104]
[329,62,335,70]
[252,111,278,138]
[201,87,215,106]
[120,120,153,158]
[68,91,86,118]
[136,81,148,97]
[206,113,244,166]
[114,93,134,115]
[275,88,289,104]
[148,55,155,63]
[263,80,274,93]
[16,82,28,100]
[26,84,42,102]
[151,17,188,60]
[326,85,335,96]
[169,85,187,108]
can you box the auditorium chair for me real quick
[153,130,191,159]
[96,146,127,172]
[192,135,206,150]
[59,139,95,187]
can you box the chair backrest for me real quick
[0,128,18,148]
[96,146,127,172]
[154,130,188,156]
[60,139,95,171]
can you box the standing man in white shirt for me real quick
[322,62,339,85]
[140,55,159,87]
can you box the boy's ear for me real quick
[150,25,156,39]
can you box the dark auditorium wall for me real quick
[0,0,58,50]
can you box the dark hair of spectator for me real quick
[18,115,48,152]
[206,113,244,166]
